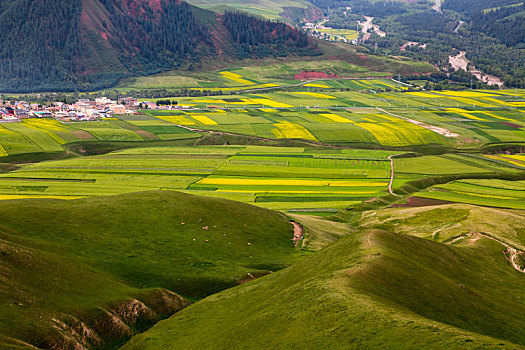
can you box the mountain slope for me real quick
[0,0,320,92]
[123,221,525,348]
[0,190,305,348]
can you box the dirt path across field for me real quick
[376,107,459,137]
[291,221,304,247]
[387,154,405,196]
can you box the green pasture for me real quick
[0,191,307,347]
[123,225,525,349]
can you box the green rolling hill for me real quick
[122,205,525,349]
[0,190,305,349]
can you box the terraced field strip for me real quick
[482,154,525,168]
[0,145,396,212]
[417,179,525,210]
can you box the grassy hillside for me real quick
[0,238,186,349]
[0,190,305,348]
[186,0,322,22]
[359,204,525,249]
[123,225,525,349]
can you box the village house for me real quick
[14,109,30,118]
[109,104,126,114]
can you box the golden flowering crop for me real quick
[271,122,317,141]
[292,92,336,99]
[155,115,196,125]
[220,71,255,85]
[320,113,353,123]
[190,115,218,125]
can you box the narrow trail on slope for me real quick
[290,221,304,247]
[448,232,525,274]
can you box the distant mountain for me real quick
[0,0,320,92]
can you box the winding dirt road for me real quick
[387,154,404,196]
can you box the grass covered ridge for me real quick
[123,226,525,349]
[0,190,305,348]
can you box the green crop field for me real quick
[1,87,524,213]
[132,88,525,148]
[0,145,397,212]
[114,55,432,92]
[415,178,525,210]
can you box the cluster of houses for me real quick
[0,96,187,123]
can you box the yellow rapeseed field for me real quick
[443,108,487,121]
[320,113,354,123]
[445,96,492,107]
[23,119,67,144]
[271,121,317,141]
[250,99,293,108]
[190,115,218,125]
[373,80,406,90]
[484,154,525,167]
[484,154,525,166]
[482,98,525,107]
[0,144,7,157]
[220,71,255,85]
[24,118,68,132]
[506,154,525,162]
[155,115,196,125]
[478,111,514,122]
[304,83,330,88]
[292,92,336,99]
[436,91,497,98]
[407,92,441,98]
[352,80,371,89]
[216,190,379,194]
[374,113,399,122]
[192,99,230,104]
[357,122,428,146]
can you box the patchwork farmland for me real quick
[1,86,524,213]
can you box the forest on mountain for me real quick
[308,0,525,87]
[470,3,525,48]
[223,11,318,59]
[0,0,319,92]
